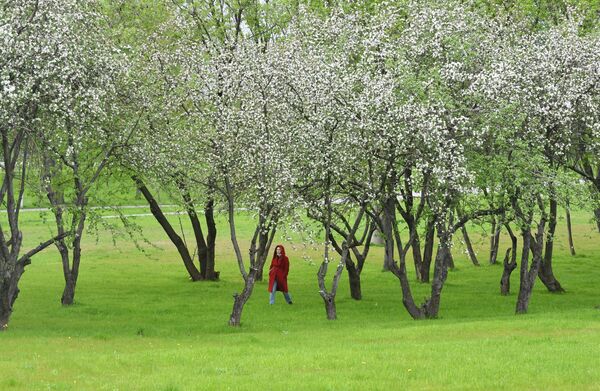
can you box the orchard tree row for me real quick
[1,0,598,329]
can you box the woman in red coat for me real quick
[268,244,292,304]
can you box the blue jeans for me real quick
[269,281,292,304]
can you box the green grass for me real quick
[1,208,599,390]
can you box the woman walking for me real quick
[268,245,292,304]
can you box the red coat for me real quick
[268,245,289,293]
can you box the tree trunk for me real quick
[489,218,501,265]
[322,295,337,320]
[179,183,219,281]
[316,202,363,321]
[61,251,81,306]
[391,261,425,319]
[446,247,455,270]
[595,207,600,233]
[249,213,277,283]
[516,218,546,314]
[0,310,8,331]
[345,255,362,300]
[500,224,518,296]
[228,270,257,327]
[500,250,517,296]
[516,230,534,314]
[133,176,203,281]
[381,199,395,272]
[317,257,345,321]
[0,262,25,331]
[423,242,450,318]
[411,229,423,281]
[566,200,575,256]
[388,214,425,319]
[204,199,218,280]
[420,217,435,283]
[56,242,75,305]
[461,225,479,266]
[61,275,76,305]
[61,212,85,306]
[538,198,564,293]
[0,278,15,331]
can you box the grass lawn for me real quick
[1,208,599,390]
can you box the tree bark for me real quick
[226,177,277,326]
[500,224,518,296]
[594,207,600,234]
[56,241,75,305]
[317,235,348,321]
[178,180,219,281]
[61,210,85,305]
[324,211,374,301]
[0,274,20,331]
[203,199,218,279]
[411,229,423,281]
[489,218,501,264]
[322,295,337,320]
[566,199,575,256]
[516,215,545,314]
[345,256,362,300]
[446,247,455,270]
[381,198,395,272]
[250,217,276,282]
[43,152,86,306]
[516,230,534,314]
[461,225,479,266]
[133,176,203,281]
[538,198,564,293]
[316,200,364,320]
[422,239,450,318]
[228,269,258,326]
[388,214,426,319]
[420,217,435,283]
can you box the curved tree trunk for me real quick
[461,225,479,266]
[57,242,75,305]
[595,208,600,233]
[500,248,516,295]
[388,215,427,319]
[500,224,518,296]
[133,176,203,281]
[229,269,258,326]
[538,198,564,293]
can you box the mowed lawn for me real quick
[1,208,599,390]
